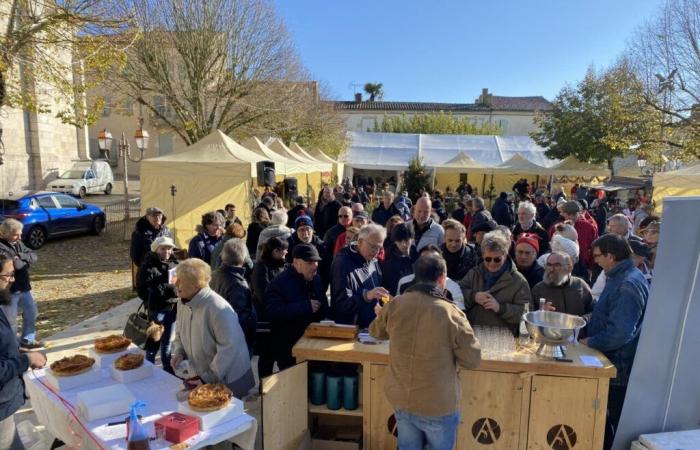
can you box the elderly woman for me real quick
[136,236,178,370]
[211,239,256,357]
[171,259,255,398]
[459,231,531,334]
[256,209,292,260]
[246,208,270,257]
[188,212,225,264]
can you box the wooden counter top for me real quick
[293,336,617,379]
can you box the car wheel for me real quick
[104,183,112,195]
[26,226,47,249]
[91,215,106,235]
[79,187,87,198]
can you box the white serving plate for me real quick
[110,359,154,384]
[77,384,136,422]
[177,397,244,431]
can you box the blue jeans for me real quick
[0,291,38,343]
[146,308,176,372]
[395,409,460,450]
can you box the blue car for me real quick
[0,191,106,249]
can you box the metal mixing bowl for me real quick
[524,311,586,345]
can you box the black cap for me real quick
[353,210,369,220]
[629,239,652,259]
[472,221,497,234]
[292,243,322,262]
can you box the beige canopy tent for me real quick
[653,164,700,212]
[305,146,344,181]
[140,130,264,248]
[241,136,305,175]
[551,156,610,177]
[434,152,490,194]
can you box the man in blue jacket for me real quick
[583,234,649,450]
[266,244,328,370]
[331,224,388,328]
[0,254,46,449]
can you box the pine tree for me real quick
[403,156,431,201]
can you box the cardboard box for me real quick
[177,397,244,431]
[110,360,154,383]
[77,384,135,421]
[44,366,102,392]
[89,346,141,368]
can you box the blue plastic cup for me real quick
[310,372,326,405]
[342,375,358,410]
[326,375,342,410]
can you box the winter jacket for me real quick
[491,197,515,228]
[172,287,254,393]
[517,262,544,290]
[531,276,594,321]
[371,203,402,227]
[265,266,328,360]
[586,259,649,386]
[286,234,326,264]
[536,202,551,224]
[188,232,222,264]
[380,246,414,296]
[321,200,342,237]
[541,208,561,232]
[246,222,267,257]
[413,218,445,252]
[0,308,29,421]
[130,216,173,266]
[441,243,477,281]
[512,221,551,256]
[470,209,494,233]
[592,206,608,235]
[369,283,481,416]
[251,256,286,323]
[136,252,178,312]
[330,243,383,328]
[210,266,257,343]
[459,259,531,334]
[256,225,292,260]
[572,217,599,270]
[0,239,36,293]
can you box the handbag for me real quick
[123,302,151,349]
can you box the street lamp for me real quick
[97,129,113,160]
[105,117,149,239]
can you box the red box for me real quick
[154,412,200,444]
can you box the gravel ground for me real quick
[28,223,135,340]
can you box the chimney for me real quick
[478,88,492,106]
[354,92,362,103]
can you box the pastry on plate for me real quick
[94,335,131,354]
[114,353,145,371]
[50,355,95,376]
[187,383,233,412]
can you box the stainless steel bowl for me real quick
[524,311,586,345]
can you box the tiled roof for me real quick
[332,96,551,112]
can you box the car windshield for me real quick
[59,170,86,179]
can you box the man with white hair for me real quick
[0,219,41,349]
[606,214,642,243]
[512,201,550,255]
[331,224,389,328]
[531,252,594,320]
[413,197,444,252]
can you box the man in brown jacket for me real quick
[370,253,481,450]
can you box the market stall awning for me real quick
[551,156,611,177]
[584,176,652,192]
[434,151,489,173]
[493,154,549,175]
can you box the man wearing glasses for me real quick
[583,234,649,450]
[531,252,594,321]
[0,254,47,449]
[330,224,389,328]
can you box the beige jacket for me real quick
[369,283,481,416]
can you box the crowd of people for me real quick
[0,176,660,449]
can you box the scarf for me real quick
[483,258,511,290]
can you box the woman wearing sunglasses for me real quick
[459,231,531,335]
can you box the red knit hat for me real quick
[516,233,540,253]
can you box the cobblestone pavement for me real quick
[29,224,134,341]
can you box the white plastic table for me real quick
[24,367,257,450]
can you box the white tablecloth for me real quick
[24,367,257,450]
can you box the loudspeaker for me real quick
[284,177,298,198]
[256,161,275,187]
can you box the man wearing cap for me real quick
[413,197,445,252]
[371,191,401,226]
[287,215,325,262]
[287,196,313,228]
[130,207,173,287]
[136,235,178,370]
[560,200,598,270]
[265,244,328,369]
[514,234,544,290]
[531,252,594,319]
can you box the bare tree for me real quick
[626,0,700,159]
[106,0,329,146]
[0,0,134,158]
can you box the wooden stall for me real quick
[261,337,616,450]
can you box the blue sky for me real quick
[274,0,664,102]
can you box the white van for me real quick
[47,160,114,198]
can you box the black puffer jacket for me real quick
[136,252,177,312]
[441,243,477,281]
[211,266,257,339]
[246,222,267,257]
[0,238,36,292]
[130,216,173,266]
[380,245,414,296]
[251,256,286,322]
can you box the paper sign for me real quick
[579,355,604,367]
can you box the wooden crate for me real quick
[304,324,358,340]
